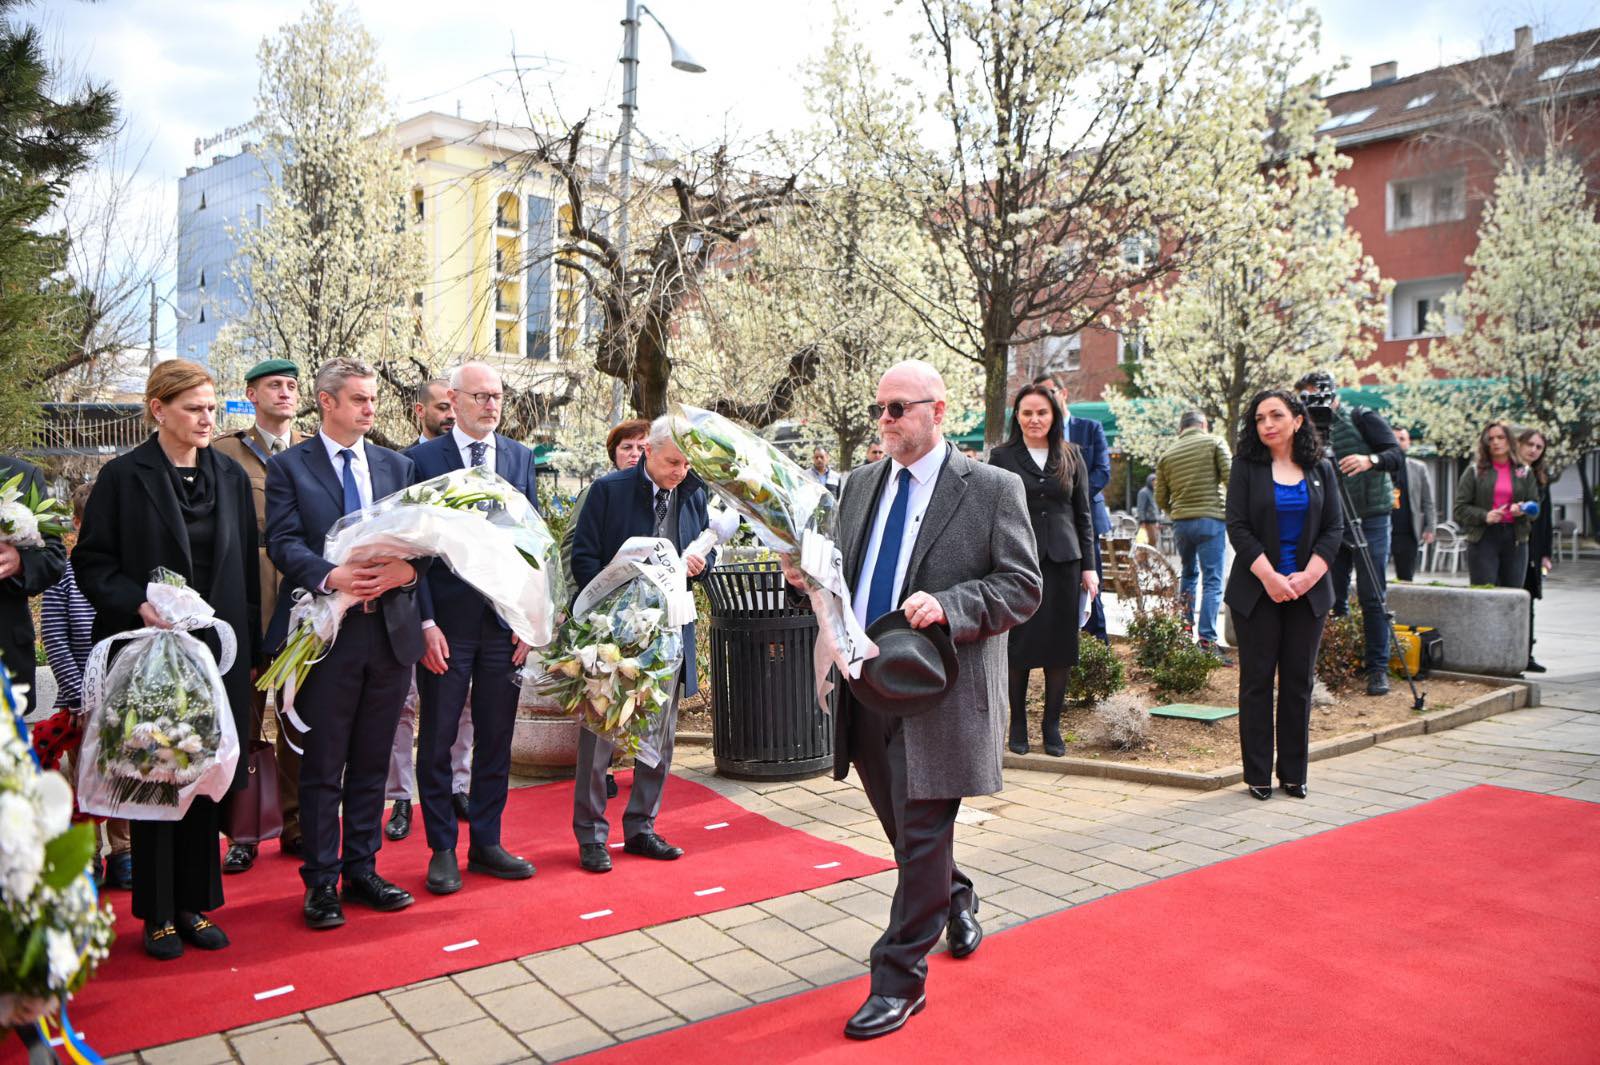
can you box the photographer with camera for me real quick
[1293,371,1404,696]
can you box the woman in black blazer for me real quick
[1224,389,1343,801]
[989,384,1098,756]
[74,360,260,960]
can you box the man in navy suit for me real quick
[1037,373,1111,642]
[265,357,426,930]
[408,361,539,893]
[569,415,713,873]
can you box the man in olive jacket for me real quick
[790,360,1041,1041]
[1154,410,1231,653]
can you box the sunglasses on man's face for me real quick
[869,398,936,421]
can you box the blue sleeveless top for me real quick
[1274,479,1309,576]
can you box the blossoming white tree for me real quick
[1384,156,1600,528]
[212,0,427,440]
[1107,76,1390,462]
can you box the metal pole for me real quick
[149,280,158,370]
[610,0,639,423]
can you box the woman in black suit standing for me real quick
[989,384,1098,756]
[1224,389,1343,801]
[74,359,260,960]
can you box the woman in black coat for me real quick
[1224,390,1343,801]
[989,384,1098,756]
[73,359,260,960]
[1516,427,1554,673]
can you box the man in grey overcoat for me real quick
[789,360,1041,1040]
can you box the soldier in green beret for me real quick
[212,358,308,872]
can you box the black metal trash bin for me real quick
[702,560,833,781]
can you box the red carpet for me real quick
[581,785,1600,1065]
[68,771,891,1056]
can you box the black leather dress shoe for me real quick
[1366,670,1391,696]
[1007,740,1029,756]
[303,884,345,930]
[579,843,613,873]
[947,909,983,959]
[176,912,230,950]
[343,871,415,912]
[451,791,471,820]
[624,832,683,860]
[385,799,412,841]
[222,842,256,874]
[844,992,926,1040]
[427,849,462,895]
[1280,783,1308,799]
[468,843,535,880]
[606,772,619,799]
[1247,785,1272,801]
[143,921,184,960]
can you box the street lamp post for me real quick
[610,0,704,420]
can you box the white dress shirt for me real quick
[852,441,949,629]
[318,430,373,509]
[451,425,496,469]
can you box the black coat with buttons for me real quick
[988,442,1096,565]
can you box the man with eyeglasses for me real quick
[406,361,541,893]
[786,361,1040,1040]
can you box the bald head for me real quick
[875,360,947,464]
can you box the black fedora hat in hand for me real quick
[849,610,960,717]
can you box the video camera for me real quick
[1295,370,1338,436]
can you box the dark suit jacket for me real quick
[570,460,712,697]
[264,435,425,665]
[0,455,66,695]
[1065,414,1112,534]
[988,441,1095,564]
[407,432,539,634]
[72,436,260,789]
[1224,458,1344,619]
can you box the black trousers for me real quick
[1234,597,1327,788]
[849,702,973,998]
[1391,522,1419,581]
[416,613,519,851]
[130,796,222,924]
[1466,525,1527,588]
[296,610,412,888]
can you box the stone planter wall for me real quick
[510,693,580,778]
[1385,584,1530,676]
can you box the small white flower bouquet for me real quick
[1,674,115,1004]
[0,472,69,547]
[76,569,240,820]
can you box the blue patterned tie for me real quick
[468,440,487,468]
[339,448,361,515]
[865,468,913,624]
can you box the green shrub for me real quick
[1127,607,1191,670]
[1068,637,1126,706]
[1151,644,1222,695]
[1316,604,1367,692]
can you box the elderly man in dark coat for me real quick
[789,359,1041,1040]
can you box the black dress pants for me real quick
[1391,521,1419,581]
[130,796,222,924]
[849,701,972,999]
[1466,525,1527,588]
[296,609,412,889]
[1234,597,1327,788]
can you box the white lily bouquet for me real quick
[77,569,240,820]
[258,467,562,735]
[533,537,692,766]
[1,675,115,1012]
[0,472,69,547]
[669,404,875,706]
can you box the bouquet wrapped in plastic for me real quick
[2,668,115,1050]
[258,466,563,742]
[77,570,240,820]
[532,537,693,767]
[670,404,875,705]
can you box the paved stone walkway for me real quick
[114,566,1600,1065]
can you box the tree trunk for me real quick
[981,335,1011,447]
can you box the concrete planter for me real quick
[510,695,579,778]
[1385,583,1530,676]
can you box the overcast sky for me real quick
[30,0,1600,345]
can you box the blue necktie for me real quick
[865,468,913,624]
[339,448,361,515]
[468,440,487,468]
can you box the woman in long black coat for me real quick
[74,359,260,961]
[989,384,1098,756]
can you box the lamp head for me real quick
[638,5,706,73]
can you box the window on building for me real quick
[412,189,425,222]
[1042,333,1081,373]
[1316,107,1377,132]
[198,269,206,290]
[1118,329,1150,364]
[1121,232,1157,270]
[1388,277,1464,340]
[494,327,505,353]
[1405,92,1436,110]
[1387,172,1466,231]
[197,192,207,211]
[1539,56,1600,81]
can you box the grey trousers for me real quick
[572,682,681,845]
[387,675,474,801]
